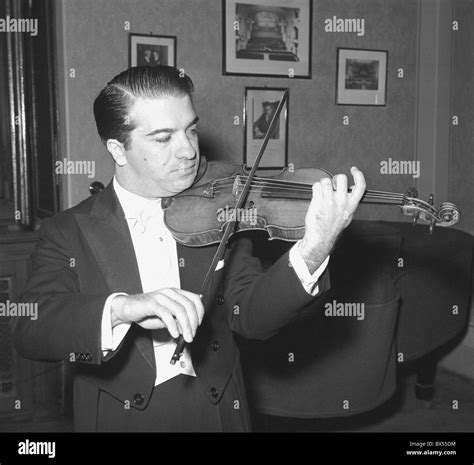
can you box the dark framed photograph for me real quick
[336,48,388,106]
[224,0,312,78]
[129,33,176,68]
[244,87,289,169]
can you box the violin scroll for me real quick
[438,202,461,227]
[401,193,460,230]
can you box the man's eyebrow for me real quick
[145,116,200,137]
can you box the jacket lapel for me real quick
[74,182,155,372]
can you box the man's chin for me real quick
[174,171,197,193]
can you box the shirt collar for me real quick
[113,176,162,220]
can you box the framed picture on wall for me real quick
[244,87,289,169]
[223,0,312,78]
[129,33,176,68]
[336,48,388,106]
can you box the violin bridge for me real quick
[233,175,242,200]
[202,181,216,198]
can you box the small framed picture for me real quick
[223,0,312,78]
[244,87,289,169]
[336,48,388,106]
[129,33,176,68]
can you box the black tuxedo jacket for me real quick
[13,180,330,431]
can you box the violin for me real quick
[163,159,461,245]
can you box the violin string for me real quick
[249,181,405,199]
[213,182,406,199]
[212,185,405,204]
[213,175,405,196]
[212,177,406,199]
[213,181,405,199]
[213,181,406,202]
[249,175,407,198]
[207,177,445,217]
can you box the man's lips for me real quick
[176,164,195,172]
[174,164,196,176]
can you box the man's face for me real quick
[119,94,200,198]
[264,104,273,117]
[144,50,151,58]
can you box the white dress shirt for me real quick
[101,177,329,386]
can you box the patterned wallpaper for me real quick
[61,0,421,223]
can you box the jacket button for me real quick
[216,295,225,305]
[210,387,219,398]
[133,393,145,405]
[211,341,220,352]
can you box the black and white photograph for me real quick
[224,0,312,77]
[129,33,176,67]
[337,48,388,105]
[0,0,473,464]
[245,87,288,168]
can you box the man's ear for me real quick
[106,139,128,167]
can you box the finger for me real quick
[310,181,323,209]
[155,306,180,339]
[333,174,348,203]
[175,320,183,336]
[163,289,199,336]
[312,181,322,196]
[154,293,193,342]
[309,182,324,218]
[349,167,366,204]
[169,302,194,343]
[319,177,333,198]
[179,290,205,325]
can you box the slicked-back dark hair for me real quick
[93,66,194,149]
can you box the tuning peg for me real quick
[407,187,418,198]
[412,211,419,226]
[428,194,434,205]
[429,219,435,235]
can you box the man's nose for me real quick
[176,133,197,159]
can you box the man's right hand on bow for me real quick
[110,289,205,343]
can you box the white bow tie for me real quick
[126,202,161,233]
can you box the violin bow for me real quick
[170,89,290,364]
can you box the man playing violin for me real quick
[13,66,366,432]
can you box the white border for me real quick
[225,0,311,77]
[337,49,387,105]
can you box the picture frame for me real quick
[223,0,312,78]
[128,33,177,68]
[336,48,388,106]
[244,87,289,169]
